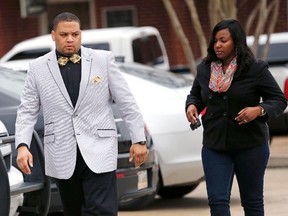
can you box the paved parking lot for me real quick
[119,168,288,216]
[119,136,288,216]
[268,136,288,167]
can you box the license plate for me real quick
[137,170,148,190]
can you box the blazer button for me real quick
[223,112,227,116]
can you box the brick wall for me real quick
[94,0,197,66]
[94,0,288,67]
[0,1,39,57]
[1,0,287,67]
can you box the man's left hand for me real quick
[129,144,147,168]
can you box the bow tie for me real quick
[58,54,81,66]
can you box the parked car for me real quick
[0,120,24,216]
[0,26,170,71]
[0,58,204,212]
[247,32,288,139]
[0,64,159,214]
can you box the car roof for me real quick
[247,32,288,64]
[82,26,159,41]
[247,31,288,45]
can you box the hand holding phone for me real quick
[190,118,201,130]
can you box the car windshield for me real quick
[83,43,110,51]
[0,66,26,99]
[118,63,193,88]
[8,48,51,61]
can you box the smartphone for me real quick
[190,118,201,131]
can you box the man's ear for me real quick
[51,30,55,41]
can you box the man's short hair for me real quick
[53,12,81,30]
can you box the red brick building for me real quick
[0,0,287,68]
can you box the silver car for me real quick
[0,120,23,216]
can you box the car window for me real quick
[83,43,110,51]
[132,35,164,66]
[119,64,193,88]
[0,67,26,97]
[256,43,288,65]
[0,92,19,107]
[8,48,51,61]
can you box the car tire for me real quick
[157,183,199,199]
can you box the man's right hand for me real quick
[17,146,33,175]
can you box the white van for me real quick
[0,26,170,71]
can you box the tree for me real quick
[162,0,280,76]
[162,0,197,75]
[208,0,237,29]
[246,0,280,59]
[185,0,207,59]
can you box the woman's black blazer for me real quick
[186,60,287,151]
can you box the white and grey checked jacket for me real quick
[15,46,146,179]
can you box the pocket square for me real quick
[91,76,101,84]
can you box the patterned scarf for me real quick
[209,57,237,93]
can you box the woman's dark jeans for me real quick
[202,143,270,216]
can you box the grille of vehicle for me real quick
[0,131,11,171]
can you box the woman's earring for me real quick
[235,47,238,55]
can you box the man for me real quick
[15,12,147,216]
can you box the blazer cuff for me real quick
[16,143,29,150]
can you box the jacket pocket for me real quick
[44,134,55,144]
[44,122,54,144]
[97,129,117,137]
[45,122,54,134]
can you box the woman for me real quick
[186,19,287,216]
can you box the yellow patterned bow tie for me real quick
[58,54,81,66]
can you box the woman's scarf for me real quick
[209,57,237,93]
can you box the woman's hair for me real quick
[53,12,81,30]
[204,19,255,76]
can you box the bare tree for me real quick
[250,0,268,55]
[208,0,223,29]
[260,0,280,60]
[221,0,237,19]
[245,3,260,34]
[162,0,279,76]
[208,0,237,29]
[162,0,197,76]
[185,0,207,58]
[246,0,280,60]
